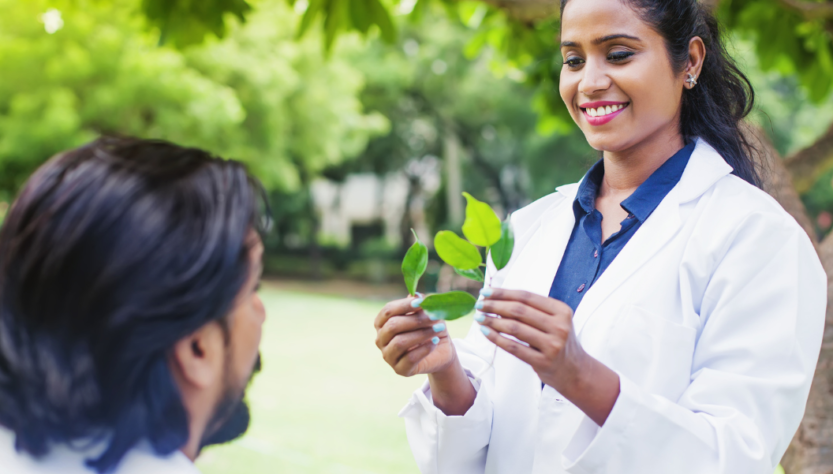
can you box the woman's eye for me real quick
[608,51,634,62]
[563,57,585,68]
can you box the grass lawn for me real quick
[196,284,471,474]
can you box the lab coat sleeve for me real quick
[398,325,496,474]
[561,212,827,474]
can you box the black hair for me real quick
[0,137,268,472]
[561,0,761,187]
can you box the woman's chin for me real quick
[582,133,634,154]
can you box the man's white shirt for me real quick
[0,427,201,474]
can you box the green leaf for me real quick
[434,230,482,270]
[297,0,323,38]
[454,266,484,282]
[402,229,428,296]
[461,192,502,247]
[490,218,514,271]
[421,291,477,321]
[348,0,371,33]
[367,0,397,43]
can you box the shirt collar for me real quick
[573,141,696,222]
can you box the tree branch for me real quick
[784,121,833,193]
[477,0,559,21]
[778,0,833,19]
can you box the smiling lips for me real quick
[580,101,629,126]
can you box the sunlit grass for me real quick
[196,285,470,474]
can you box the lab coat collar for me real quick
[510,138,732,335]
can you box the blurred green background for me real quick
[1,0,832,472]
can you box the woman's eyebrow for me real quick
[592,34,641,45]
[561,34,641,48]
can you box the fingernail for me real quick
[431,336,440,345]
[411,298,423,308]
[480,288,493,298]
[427,313,439,321]
[474,301,484,310]
[415,292,424,298]
[479,325,491,336]
[474,313,485,323]
[433,322,446,333]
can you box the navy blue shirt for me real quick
[548,142,695,312]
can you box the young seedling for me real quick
[400,193,515,321]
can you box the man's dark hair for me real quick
[0,137,267,472]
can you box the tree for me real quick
[0,0,386,197]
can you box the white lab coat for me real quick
[0,427,201,474]
[399,139,827,474]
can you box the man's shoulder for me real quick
[0,428,200,474]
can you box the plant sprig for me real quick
[400,193,515,321]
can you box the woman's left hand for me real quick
[475,287,620,425]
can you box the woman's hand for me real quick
[374,295,477,415]
[374,295,455,377]
[476,288,620,426]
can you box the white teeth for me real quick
[584,103,627,118]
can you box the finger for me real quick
[393,338,437,377]
[481,288,571,317]
[374,295,424,329]
[477,299,552,332]
[376,311,440,349]
[479,324,546,367]
[382,324,444,367]
[478,313,552,352]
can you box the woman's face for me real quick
[559,0,686,153]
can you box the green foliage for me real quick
[454,266,485,282]
[140,0,252,47]
[0,0,385,195]
[291,0,396,50]
[420,291,477,320]
[720,0,833,102]
[461,192,502,247]
[490,218,514,270]
[434,230,482,270]
[402,229,428,295]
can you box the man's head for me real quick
[0,137,267,472]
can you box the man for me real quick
[0,137,267,473]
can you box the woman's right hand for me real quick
[375,295,478,415]
[374,295,455,377]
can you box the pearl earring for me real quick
[686,73,698,88]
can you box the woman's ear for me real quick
[169,322,227,389]
[686,36,706,88]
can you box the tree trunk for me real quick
[746,127,833,474]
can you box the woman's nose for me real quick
[578,60,611,96]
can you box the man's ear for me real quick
[170,321,227,389]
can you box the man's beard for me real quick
[199,353,262,450]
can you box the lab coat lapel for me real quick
[501,184,579,296]
[572,139,734,336]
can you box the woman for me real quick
[373,0,826,472]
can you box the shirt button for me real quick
[577,283,586,293]
[593,250,598,258]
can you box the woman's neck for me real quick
[599,125,686,199]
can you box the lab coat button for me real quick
[593,250,598,258]
[577,283,586,292]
